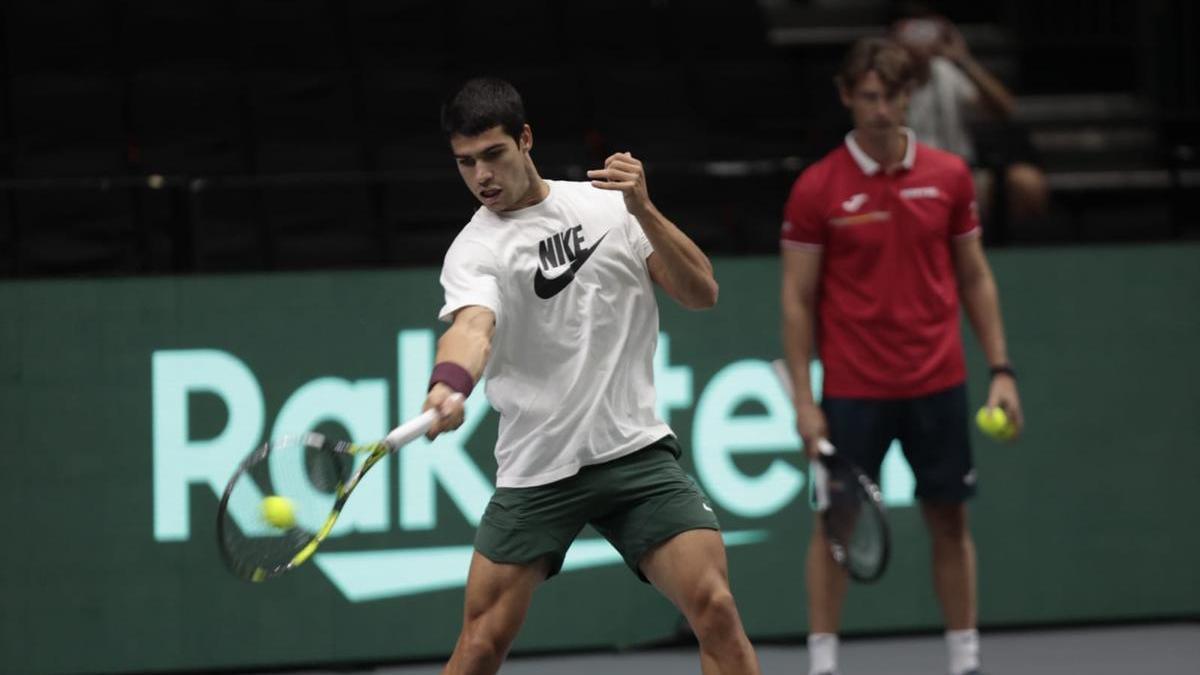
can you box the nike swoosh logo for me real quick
[313,530,769,602]
[533,231,609,299]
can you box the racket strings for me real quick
[823,466,887,578]
[218,436,356,580]
[846,495,886,568]
[306,443,355,492]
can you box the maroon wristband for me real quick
[428,362,475,397]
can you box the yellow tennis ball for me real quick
[975,406,1014,440]
[261,495,296,529]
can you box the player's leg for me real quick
[898,383,981,675]
[443,553,550,675]
[640,529,760,675]
[446,482,588,675]
[587,438,759,675]
[922,499,980,675]
[805,515,848,632]
[921,500,977,630]
[807,396,897,674]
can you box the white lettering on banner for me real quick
[150,332,916,551]
[693,360,806,517]
[271,377,390,534]
[152,349,266,541]
[654,333,693,427]
[397,329,492,531]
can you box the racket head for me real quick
[216,432,368,582]
[216,399,452,582]
[816,452,891,583]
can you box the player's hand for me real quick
[939,20,971,64]
[587,152,654,218]
[795,401,829,461]
[986,374,1023,439]
[423,383,465,440]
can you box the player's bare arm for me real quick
[939,21,1016,119]
[780,245,828,458]
[424,305,496,439]
[588,152,719,310]
[952,235,1023,434]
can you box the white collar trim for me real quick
[845,128,917,175]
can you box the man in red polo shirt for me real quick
[780,38,1024,675]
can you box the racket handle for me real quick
[812,437,835,511]
[816,438,836,456]
[812,457,831,511]
[383,393,465,449]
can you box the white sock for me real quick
[946,628,980,675]
[807,632,838,675]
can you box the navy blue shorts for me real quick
[822,383,976,503]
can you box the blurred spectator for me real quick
[894,10,1049,228]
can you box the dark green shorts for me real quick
[474,436,720,582]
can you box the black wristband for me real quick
[989,364,1017,380]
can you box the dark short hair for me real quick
[440,77,526,141]
[835,37,916,96]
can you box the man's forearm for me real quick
[636,204,718,307]
[957,56,1015,119]
[960,275,1010,367]
[435,312,494,381]
[782,300,818,405]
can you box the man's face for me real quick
[840,70,911,135]
[450,124,533,212]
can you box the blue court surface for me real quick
[268,622,1197,674]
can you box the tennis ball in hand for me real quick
[975,406,1015,441]
[261,495,296,529]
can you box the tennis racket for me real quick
[216,394,462,582]
[809,438,891,582]
[771,359,891,582]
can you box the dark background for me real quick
[0,0,1196,278]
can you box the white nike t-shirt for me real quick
[438,180,673,488]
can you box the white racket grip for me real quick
[816,438,835,456]
[383,393,464,449]
[812,438,834,511]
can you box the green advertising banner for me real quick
[2,244,1198,674]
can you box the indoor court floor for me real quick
[267,622,1197,675]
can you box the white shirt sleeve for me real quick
[940,57,979,107]
[437,237,502,323]
[623,212,654,263]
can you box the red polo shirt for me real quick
[781,129,981,399]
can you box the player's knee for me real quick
[461,601,523,657]
[923,503,969,542]
[458,623,515,666]
[689,584,741,640]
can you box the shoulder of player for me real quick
[914,143,972,180]
[790,147,849,197]
[445,216,500,262]
[554,178,622,204]
[552,178,636,224]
